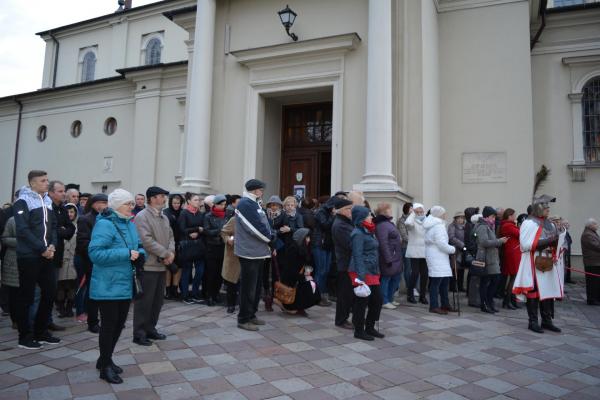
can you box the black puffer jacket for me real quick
[311,204,335,250]
[178,208,205,241]
[13,196,57,258]
[52,202,76,266]
[331,214,353,271]
[204,211,226,247]
[76,210,99,276]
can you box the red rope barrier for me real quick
[565,266,600,278]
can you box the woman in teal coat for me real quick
[89,189,145,384]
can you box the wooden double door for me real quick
[280,102,332,200]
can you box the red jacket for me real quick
[499,220,521,276]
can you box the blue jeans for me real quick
[312,246,331,295]
[380,274,402,304]
[74,256,86,316]
[429,277,450,310]
[180,259,205,298]
[29,286,41,327]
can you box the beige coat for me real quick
[221,216,240,283]
[134,206,175,272]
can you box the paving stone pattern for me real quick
[0,281,599,399]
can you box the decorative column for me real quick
[181,0,216,191]
[355,0,399,192]
[568,92,587,181]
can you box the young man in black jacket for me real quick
[13,170,59,349]
[331,199,354,329]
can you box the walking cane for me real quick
[452,255,461,316]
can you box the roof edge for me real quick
[163,5,197,20]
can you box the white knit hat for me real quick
[413,203,425,211]
[430,205,446,219]
[108,188,134,210]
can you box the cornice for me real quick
[435,0,526,13]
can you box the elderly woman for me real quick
[221,215,240,313]
[405,203,428,304]
[448,211,466,292]
[475,206,508,314]
[424,206,456,314]
[374,202,403,310]
[89,189,145,384]
[581,218,600,306]
[349,206,384,341]
[279,196,304,247]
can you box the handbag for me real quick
[534,255,553,272]
[111,220,144,300]
[272,255,297,305]
[178,239,204,262]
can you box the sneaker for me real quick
[76,313,88,323]
[238,322,259,331]
[413,289,419,296]
[382,303,397,310]
[35,333,61,345]
[318,299,332,307]
[391,301,401,306]
[249,318,266,325]
[18,338,43,350]
[183,297,195,305]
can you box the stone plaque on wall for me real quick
[462,152,507,183]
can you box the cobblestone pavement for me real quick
[0,280,599,400]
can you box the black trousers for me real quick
[224,280,239,307]
[585,265,600,303]
[408,258,428,298]
[15,257,56,340]
[480,273,500,307]
[238,257,265,324]
[8,286,19,323]
[97,299,130,369]
[133,271,165,340]
[335,271,354,326]
[352,284,382,333]
[205,247,225,301]
[262,258,276,297]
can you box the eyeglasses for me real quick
[125,202,135,207]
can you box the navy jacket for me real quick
[13,187,57,258]
[331,214,353,271]
[234,194,273,259]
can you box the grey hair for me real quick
[66,188,79,195]
[585,218,598,228]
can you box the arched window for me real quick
[582,77,600,163]
[145,38,162,65]
[81,51,96,82]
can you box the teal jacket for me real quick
[89,209,145,300]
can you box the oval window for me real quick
[37,125,47,142]
[104,117,117,136]
[71,120,82,138]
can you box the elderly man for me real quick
[581,218,600,306]
[331,198,354,329]
[133,186,175,346]
[66,188,79,206]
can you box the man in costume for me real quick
[513,191,565,334]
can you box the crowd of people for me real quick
[1,170,599,384]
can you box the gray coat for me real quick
[1,217,19,287]
[448,221,465,263]
[474,220,503,275]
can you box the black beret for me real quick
[245,179,266,191]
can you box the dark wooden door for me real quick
[280,102,332,199]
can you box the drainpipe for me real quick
[11,98,23,198]
[530,0,547,51]
[49,31,59,87]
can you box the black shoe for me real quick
[587,300,600,306]
[18,338,43,350]
[88,324,100,334]
[206,299,215,307]
[407,296,417,304]
[100,366,123,384]
[35,333,61,345]
[227,306,235,314]
[192,295,205,304]
[528,321,544,334]
[419,297,429,305]
[133,337,153,346]
[183,297,195,305]
[147,332,167,340]
[354,331,374,341]
[96,360,123,374]
[480,304,495,314]
[48,322,66,332]
[366,328,385,339]
[541,322,561,333]
[490,305,499,313]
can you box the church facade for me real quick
[0,0,599,262]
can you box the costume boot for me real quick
[264,295,273,312]
[540,300,561,332]
[526,298,543,333]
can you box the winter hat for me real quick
[413,203,425,212]
[334,198,353,210]
[245,179,266,191]
[213,194,227,205]
[482,206,497,218]
[471,214,482,224]
[430,206,446,219]
[108,189,134,210]
[454,211,465,219]
[89,193,108,207]
[293,228,311,247]
[351,206,371,226]
[204,195,215,207]
[266,195,283,207]
[146,186,169,199]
